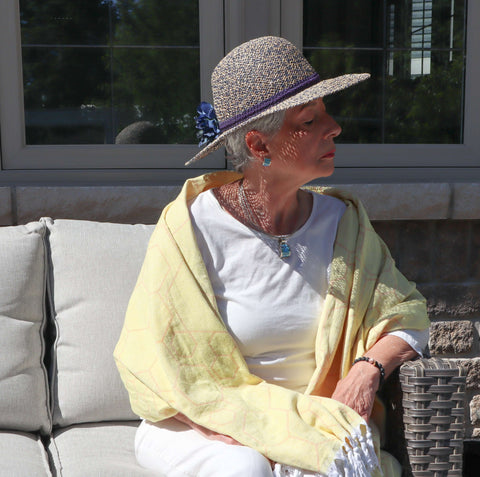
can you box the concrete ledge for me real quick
[452,183,480,219]
[6,182,480,224]
[327,183,451,220]
[16,186,181,224]
[0,187,12,225]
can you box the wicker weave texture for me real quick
[399,358,466,477]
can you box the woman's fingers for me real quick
[331,361,380,421]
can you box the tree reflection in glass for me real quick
[303,0,466,144]
[20,0,200,145]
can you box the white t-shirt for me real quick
[189,189,428,392]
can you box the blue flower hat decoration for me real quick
[195,102,221,147]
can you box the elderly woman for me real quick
[114,36,429,477]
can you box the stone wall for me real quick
[373,219,480,439]
[1,183,479,439]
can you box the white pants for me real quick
[135,419,320,477]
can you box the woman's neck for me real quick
[243,179,310,236]
[213,167,313,236]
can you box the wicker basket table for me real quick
[383,358,466,477]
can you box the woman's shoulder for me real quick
[307,185,355,203]
[188,189,216,215]
[189,188,242,236]
[308,186,370,219]
[310,188,347,216]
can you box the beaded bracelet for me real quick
[352,356,385,387]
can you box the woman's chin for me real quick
[316,160,335,178]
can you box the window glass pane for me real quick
[304,0,383,48]
[303,0,466,144]
[389,0,466,50]
[113,0,199,46]
[22,47,111,145]
[385,51,464,143]
[20,0,200,145]
[20,1,111,45]
[113,48,199,144]
[304,50,383,143]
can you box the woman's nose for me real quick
[324,115,342,139]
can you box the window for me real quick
[21,0,201,146]
[303,0,465,145]
[0,0,479,183]
[0,0,225,172]
[299,0,479,182]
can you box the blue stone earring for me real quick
[262,157,271,167]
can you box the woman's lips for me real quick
[321,149,336,159]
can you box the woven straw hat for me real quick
[186,36,369,165]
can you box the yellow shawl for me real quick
[114,171,429,475]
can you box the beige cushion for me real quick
[43,218,155,426]
[0,222,51,434]
[0,431,52,476]
[48,422,158,476]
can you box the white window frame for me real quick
[0,0,479,183]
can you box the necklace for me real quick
[237,181,292,259]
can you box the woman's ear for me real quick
[245,130,269,160]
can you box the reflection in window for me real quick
[20,0,200,145]
[410,0,432,77]
[303,0,466,144]
[388,4,395,77]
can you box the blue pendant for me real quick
[279,239,291,258]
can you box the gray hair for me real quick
[224,110,285,172]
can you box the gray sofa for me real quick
[0,218,158,476]
[0,218,465,476]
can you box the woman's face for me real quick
[266,98,341,183]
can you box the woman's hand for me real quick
[174,412,242,446]
[331,360,380,421]
[331,334,420,421]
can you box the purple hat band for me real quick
[218,72,321,132]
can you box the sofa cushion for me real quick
[48,422,158,476]
[43,219,155,427]
[0,430,52,476]
[0,222,51,434]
